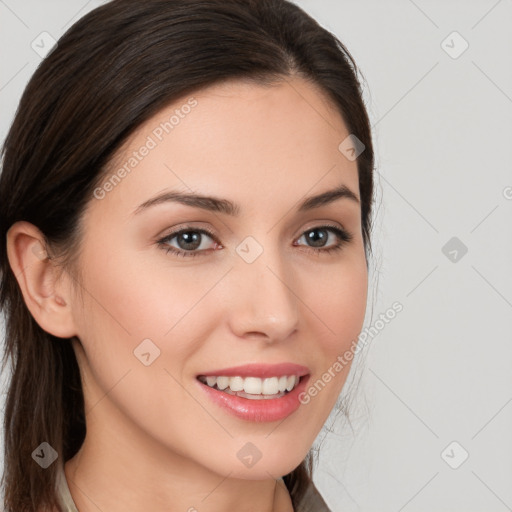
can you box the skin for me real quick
[7,75,368,512]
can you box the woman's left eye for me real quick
[294,225,353,255]
[157,224,353,258]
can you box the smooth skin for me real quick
[7,76,368,512]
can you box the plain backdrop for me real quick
[1,1,511,511]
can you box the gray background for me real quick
[1,1,512,511]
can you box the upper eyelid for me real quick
[158,226,218,242]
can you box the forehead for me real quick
[91,76,360,220]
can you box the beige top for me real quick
[55,463,331,512]
[55,464,78,512]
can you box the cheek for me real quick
[324,270,367,348]
[295,255,368,422]
[309,252,368,352]
[72,244,234,437]
[77,241,226,353]
[71,248,224,453]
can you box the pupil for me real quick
[307,229,327,247]
[179,231,201,250]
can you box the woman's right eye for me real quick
[157,227,220,258]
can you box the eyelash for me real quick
[156,224,353,258]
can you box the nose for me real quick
[226,244,300,343]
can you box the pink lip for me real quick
[197,362,310,378]
[196,363,311,422]
[197,374,310,422]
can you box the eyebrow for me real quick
[132,183,359,217]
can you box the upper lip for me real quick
[197,363,310,379]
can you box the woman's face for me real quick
[68,76,368,479]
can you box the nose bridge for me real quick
[228,234,299,340]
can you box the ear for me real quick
[6,221,78,338]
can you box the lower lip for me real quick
[196,375,310,422]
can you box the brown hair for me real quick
[0,0,374,510]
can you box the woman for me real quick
[0,0,375,510]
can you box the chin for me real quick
[211,440,311,481]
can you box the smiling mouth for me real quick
[197,374,304,400]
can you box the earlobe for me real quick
[6,221,77,339]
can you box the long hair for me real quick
[0,0,374,510]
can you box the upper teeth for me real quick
[199,375,300,395]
